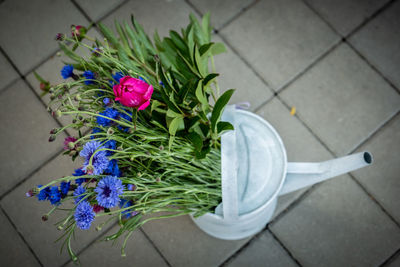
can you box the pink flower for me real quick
[113,76,153,110]
[63,136,77,150]
[71,25,86,38]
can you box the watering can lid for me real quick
[215,106,287,218]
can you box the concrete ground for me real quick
[1,0,399,266]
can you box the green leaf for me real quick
[195,144,211,159]
[168,116,184,136]
[217,121,234,135]
[169,30,187,53]
[125,22,144,62]
[151,100,162,113]
[203,73,219,88]
[195,80,208,106]
[33,71,47,83]
[115,20,131,55]
[211,42,227,55]
[187,132,203,152]
[98,23,119,47]
[59,42,81,62]
[193,45,207,77]
[199,43,213,56]
[166,108,181,118]
[211,89,235,132]
[201,12,211,43]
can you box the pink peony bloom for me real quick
[113,76,153,110]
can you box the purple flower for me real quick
[94,176,124,208]
[79,141,109,175]
[74,201,95,230]
[73,186,86,204]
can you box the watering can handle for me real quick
[220,106,239,221]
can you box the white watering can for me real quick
[191,106,373,240]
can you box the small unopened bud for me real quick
[57,225,63,231]
[50,94,56,100]
[56,110,62,118]
[68,142,75,149]
[77,115,83,121]
[96,225,102,231]
[49,128,58,134]
[42,215,48,221]
[74,94,81,101]
[49,135,56,142]
[40,82,50,91]
[55,33,65,41]
[159,145,164,150]
[78,106,84,111]
[128,128,134,134]
[117,146,123,151]
[137,172,142,177]
[86,165,94,174]
[56,52,61,57]
[25,190,33,197]
[156,177,161,182]
[69,150,77,157]
[107,128,115,135]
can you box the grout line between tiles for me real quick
[268,229,303,266]
[70,0,93,23]
[380,247,400,267]
[139,228,172,267]
[301,0,400,94]
[0,206,44,267]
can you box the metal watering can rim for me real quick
[216,106,373,222]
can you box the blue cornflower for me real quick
[82,70,95,85]
[127,184,136,191]
[73,186,86,204]
[94,176,124,208]
[96,108,119,127]
[112,72,124,84]
[49,186,61,205]
[117,110,132,132]
[104,139,116,151]
[90,127,102,139]
[79,140,110,175]
[103,97,111,106]
[105,159,120,177]
[60,181,70,196]
[37,185,50,201]
[138,76,145,82]
[74,201,95,230]
[61,65,74,79]
[73,168,86,185]
[119,199,135,219]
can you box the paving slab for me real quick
[226,230,298,267]
[220,0,339,90]
[75,0,126,22]
[304,0,390,36]
[1,154,116,267]
[256,98,332,218]
[349,0,400,90]
[213,35,273,110]
[65,227,167,267]
[352,114,400,223]
[141,214,250,267]
[101,0,195,38]
[188,0,255,30]
[387,253,400,267]
[270,174,400,267]
[0,80,65,197]
[0,52,19,92]
[0,0,89,75]
[0,209,41,267]
[280,43,400,155]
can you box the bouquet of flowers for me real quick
[30,13,235,262]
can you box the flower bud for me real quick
[86,165,94,174]
[49,128,58,134]
[56,52,61,57]
[42,215,48,221]
[55,33,65,41]
[69,150,77,157]
[159,145,164,150]
[74,94,81,101]
[156,177,161,182]
[56,110,62,118]
[117,146,123,151]
[50,94,56,100]
[107,127,115,135]
[48,135,56,142]
[57,225,63,231]
[25,190,33,197]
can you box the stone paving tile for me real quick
[304,0,390,36]
[213,35,273,110]
[256,98,332,218]
[349,0,400,90]
[75,0,126,22]
[270,174,400,267]
[220,0,339,90]
[1,154,115,267]
[142,214,250,267]
[226,230,298,267]
[0,209,41,267]
[0,52,19,92]
[0,0,89,75]
[0,80,65,197]
[101,0,195,38]
[65,227,168,267]
[387,253,400,267]
[188,0,255,30]
[280,43,400,156]
[352,114,400,223]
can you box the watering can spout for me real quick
[279,152,373,196]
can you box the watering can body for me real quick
[191,106,372,240]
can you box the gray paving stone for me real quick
[0,0,88,75]
[0,209,41,267]
[256,98,332,217]
[352,114,400,223]
[305,0,390,36]
[270,174,400,267]
[280,43,400,155]
[188,0,255,30]
[213,35,273,110]
[1,154,115,267]
[0,80,65,196]
[387,253,400,267]
[65,227,167,267]
[226,230,298,267]
[220,0,339,90]
[349,0,400,90]
[75,0,126,22]
[101,0,195,38]
[142,214,250,267]
[0,52,19,92]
